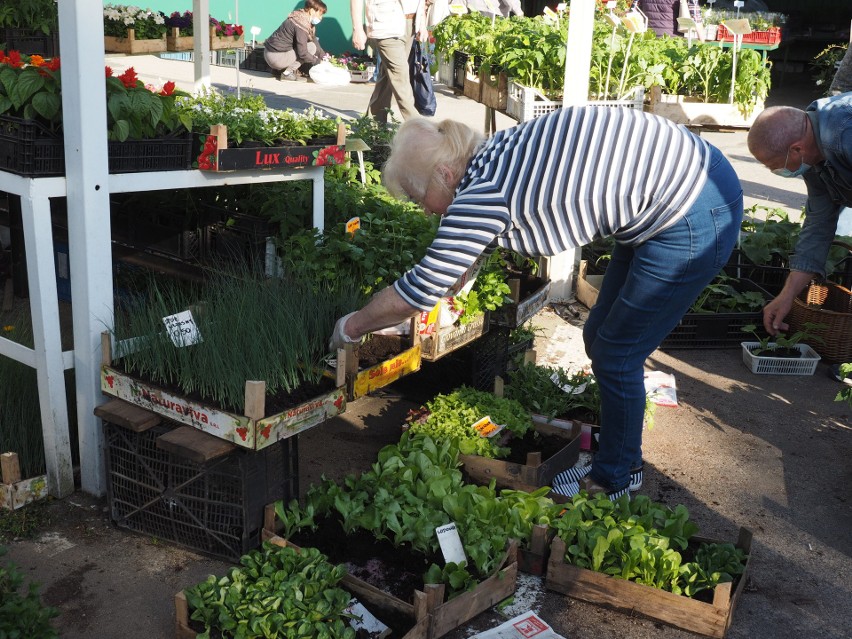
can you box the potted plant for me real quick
[0,54,193,176]
[163,10,194,51]
[103,4,168,55]
[209,17,245,50]
[0,0,58,56]
[740,322,825,375]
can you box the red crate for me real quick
[717,24,781,45]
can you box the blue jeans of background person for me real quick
[582,144,743,492]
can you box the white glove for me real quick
[329,312,362,350]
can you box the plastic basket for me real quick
[0,115,193,176]
[239,46,270,72]
[507,82,644,123]
[741,342,820,375]
[787,280,852,363]
[717,24,781,45]
[661,279,771,350]
[436,50,454,86]
[104,419,298,562]
[452,51,481,92]
[2,28,59,57]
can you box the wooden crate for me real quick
[480,69,508,111]
[459,414,581,490]
[104,29,167,55]
[463,68,482,102]
[166,28,193,51]
[258,522,518,639]
[0,452,47,511]
[545,528,753,638]
[420,312,489,361]
[491,276,551,328]
[337,336,422,401]
[209,27,245,50]
[575,260,603,310]
[647,86,764,128]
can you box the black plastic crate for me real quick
[104,420,298,562]
[722,248,788,296]
[660,279,771,350]
[0,115,194,177]
[240,46,270,73]
[2,28,59,57]
[452,51,482,91]
[201,209,274,268]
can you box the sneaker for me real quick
[280,70,304,82]
[552,476,630,502]
[553,461,644,492]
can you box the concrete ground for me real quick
[4,57,851,639]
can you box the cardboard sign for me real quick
[472,416,505,438]
[162,310,202,347]
[436,522,467,564]
[470,611,566,639]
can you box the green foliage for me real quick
[506,363,599,421]
[0,547,59,638]
[184,543,356,639]
[741,322,826,355]
[0,0,56,32]
[552,493,745,597]
[689,275,766,314]
[273,433,563,598]
[452,253,513,323]
[405,387,532,458]
[835,363,852,407]
[812,43,848,95]
[0,502,51,545]
[112,268,365,412]
[102,5,167,40]
[176,88,339,146]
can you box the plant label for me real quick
[345,599,391,639]
[346,217,360,237]
[470,611,566,638]
[550,372,587,395]
[472,416,505,438]
[723,18,751,35]
[162,310,202,347]
[436,522,467,564]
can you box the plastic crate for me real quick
[2,28,59,57]
[0,115,193,177]
[453,51,481,92]
[717,24,781,45]
[661,279,771,350]
[240,46,270,72]
[507,82,645,123]
[741,342,820,375]
[436,50,454,86]
[104,419,298,562]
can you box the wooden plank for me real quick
[174,591,197,639]
[545,532,751,638]
[156,426,236,463]
[243,380,265,421]
[94,398,161,432]
[1,452,21,484]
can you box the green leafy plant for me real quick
[405,387,532,458]
[835,363,852,407]
[688,275,766,314]
[812,43,848,95]
[0,547,58,638]
[741,322,826,355]
[451,253,513,324]
[0,0,57,33]
[184,542,356,639]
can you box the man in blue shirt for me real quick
[747,93,852,336]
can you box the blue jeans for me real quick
[582,145,743,491]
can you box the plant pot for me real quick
[545,529,753,638]
[104,28,167,55]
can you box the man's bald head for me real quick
[747,106,808,165]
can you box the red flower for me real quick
[235,25,244,36]
[105,65,113,77]
[314,145,346,166]
[6,50,22,68]
[118,67,138,88]
[46,57,60,71]
[159,80,176,96]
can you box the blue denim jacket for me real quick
[793,93,852,276]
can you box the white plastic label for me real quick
[550,372,587,395]
[162,310,202,347]
[472,416,505,438]
[345,599,391,638]
[436,522,467,565]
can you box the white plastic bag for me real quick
[308,61,351,86]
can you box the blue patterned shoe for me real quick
[552,476,630,501]
[553,462,644,492]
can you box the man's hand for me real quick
[329,312,362,351]
[762,296,792,335]
[352,26,367,50]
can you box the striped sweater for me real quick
[395,106,711,311]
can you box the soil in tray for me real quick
[759,348,802,358]
[109,360,337,416]
[500,430,573,464]
[355,334,408,369]
[288,517,444,635]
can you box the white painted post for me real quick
[548,0,596,303]
[19,192,73,498]
[57,0,115,496]
[193,0,212,91]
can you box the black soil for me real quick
[355,334,408,369]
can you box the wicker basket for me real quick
[787,280,852,363]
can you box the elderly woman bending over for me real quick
[330,109,743,501]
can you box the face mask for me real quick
[772,162,810,178]
[311,17,321,25]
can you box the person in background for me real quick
[350,0,427,123]
[638,0,680,37]
[264,0,327,82]
[746,94,852,337]
[329,107,743,501]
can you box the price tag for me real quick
[550,372,587,395]
[346,216,361,237]
[436,522,467,565]
[472,416,505,438]
[162,310,202,347]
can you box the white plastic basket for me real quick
[435,50,454,87]
[506,83,645,123]
[741,342,821,375]
[349,67,374,83]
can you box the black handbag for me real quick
[409,40,437,117]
